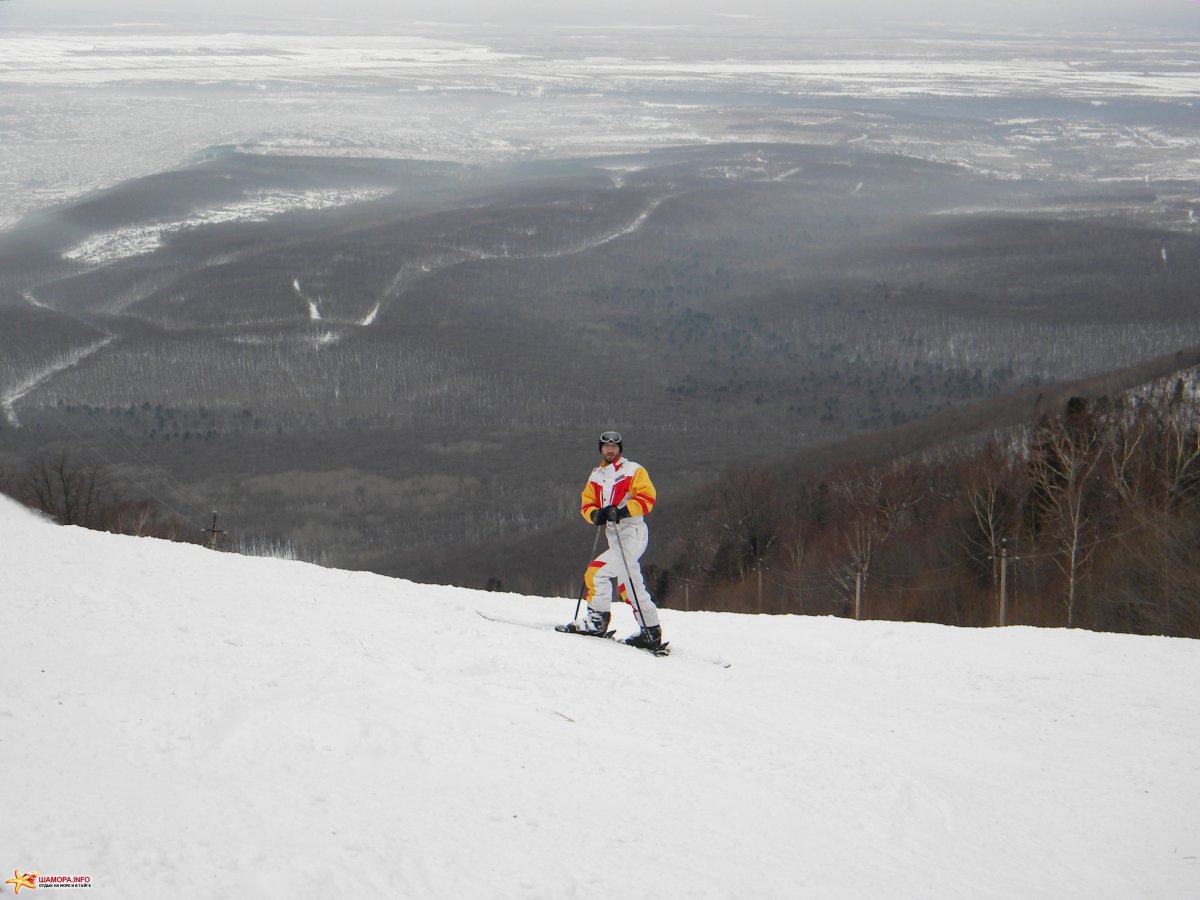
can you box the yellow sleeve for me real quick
[581,480,602,523]
[624,466,657,517]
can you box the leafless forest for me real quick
[658,370,1200,638]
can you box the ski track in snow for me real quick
[3,492,1200,898]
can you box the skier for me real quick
[562,430,665,651]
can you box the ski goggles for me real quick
[599,431,622,445]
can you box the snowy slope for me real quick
[2,493,1198,899]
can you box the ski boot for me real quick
[557,607,612,637]
[624,625,668,655]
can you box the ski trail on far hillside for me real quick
[292,278,322,321]
[290,277,353,345]
[535,195,668,259]
[473,195,669,261]
[2,337,115,426]
[371,193,672,325]
[21,288,53,310]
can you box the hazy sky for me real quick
[1,0,1196,31]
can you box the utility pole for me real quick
[854,570,863,621]
[203,511,226,550]
[998,539,1008,627]
[684,580,691,612]
[990,539,1018,626]
[757,564,763,614]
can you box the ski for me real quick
[475,609,554,630]
[558,621,670,657]
[477,610,697,661]
[476,610,615,638]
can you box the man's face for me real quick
[601,441,621,463]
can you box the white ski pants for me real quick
[584,520,659,629]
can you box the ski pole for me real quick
[611,518,649,631]
[573,524,604,621]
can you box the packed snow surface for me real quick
[2,493,1198,898]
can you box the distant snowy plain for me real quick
[3,493,1198,898]
[2,27,1199,232]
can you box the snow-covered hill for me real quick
[2,493,1198,899]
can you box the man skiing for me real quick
[561,430,665,652]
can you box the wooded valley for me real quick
[2,143,1198,637]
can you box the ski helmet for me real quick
[598,430,623,453]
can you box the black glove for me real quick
[592,506,630,526]
[603,505,629,524]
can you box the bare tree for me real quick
[782,521,809,614]
[1028,403,1105,627]
[110,498,158,537]
[962,445,1024,619]
[709,465,779,581]
[1098,382,1200,634]
[1159,389,1200,511]
[18,451,114,528]
[1104,402,1149,507]
[830,463,921,616]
